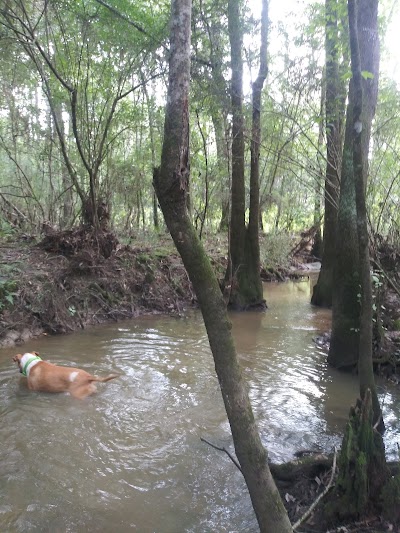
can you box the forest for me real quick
[1,0,400,531]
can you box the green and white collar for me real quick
[20,353,42,377]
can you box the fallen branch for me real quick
[292,447,338,531]
[200,437,242,473]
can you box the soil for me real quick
[1,230,400,532]
[0,233,200,347]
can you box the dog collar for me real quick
[21,354,42,377]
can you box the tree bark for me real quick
[347,0,382,426]
[154,0,292,530]
[245,0,268,310]
[328,0,380,369]
[312,0,343,308]
[226,0,246,307]
[225,0,265,310]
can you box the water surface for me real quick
[1,279,399,532]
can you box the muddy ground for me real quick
[1,232,400,532]
[0,235,200,347]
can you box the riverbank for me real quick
[0,236,197,347]
[0,230,306,348]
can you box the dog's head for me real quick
[13,352,40,374]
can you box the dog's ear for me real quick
[33,351,40,356]
[12,354,22,363]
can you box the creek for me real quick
[1,278,400,532]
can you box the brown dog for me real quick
[13,352,118,399]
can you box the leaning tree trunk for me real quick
[153,0,293,530]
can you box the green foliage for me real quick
[0,219,17,241]
[260,231,292,270]
[0,0,398,245]
[0,278,18,311]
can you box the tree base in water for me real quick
[324,390,390,523]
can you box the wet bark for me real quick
[153,0,292,530]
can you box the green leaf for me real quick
[361,70,374,80]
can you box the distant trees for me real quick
[0,0,398,263]
[0,0,168,233]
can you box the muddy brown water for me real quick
[1,279,400,532]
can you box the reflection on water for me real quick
[1,278,399,532]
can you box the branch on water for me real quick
[200,437,242,473]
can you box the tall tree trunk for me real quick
[311,78,325,259]
[312,0,343,307]
[226,0,246,308]
[324,2,388,522]
[225,0,265,310]
[245,0,268,310]
[142,78,159,230]
[54,104,73,228]
[153,0,292,530]
[212,113,230,232]
[328,0,379,369]
[328,94,360,368]
[348,0,382,426]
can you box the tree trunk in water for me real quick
[325,1,387,523]
[328,0,379,369]
[153,0,292,530]
[347,0,382,426]
[225,0,265,310]
[245,0,268,311]
[326,390,389,522]
[312,0,343,308]
[328,96,360,368]
[226,0,246,308]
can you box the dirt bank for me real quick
[0,237,199,348]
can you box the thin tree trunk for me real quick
[226,0,246,307]
[154,0,292,529]
[245,0,268,310]
[312,0,343,307]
